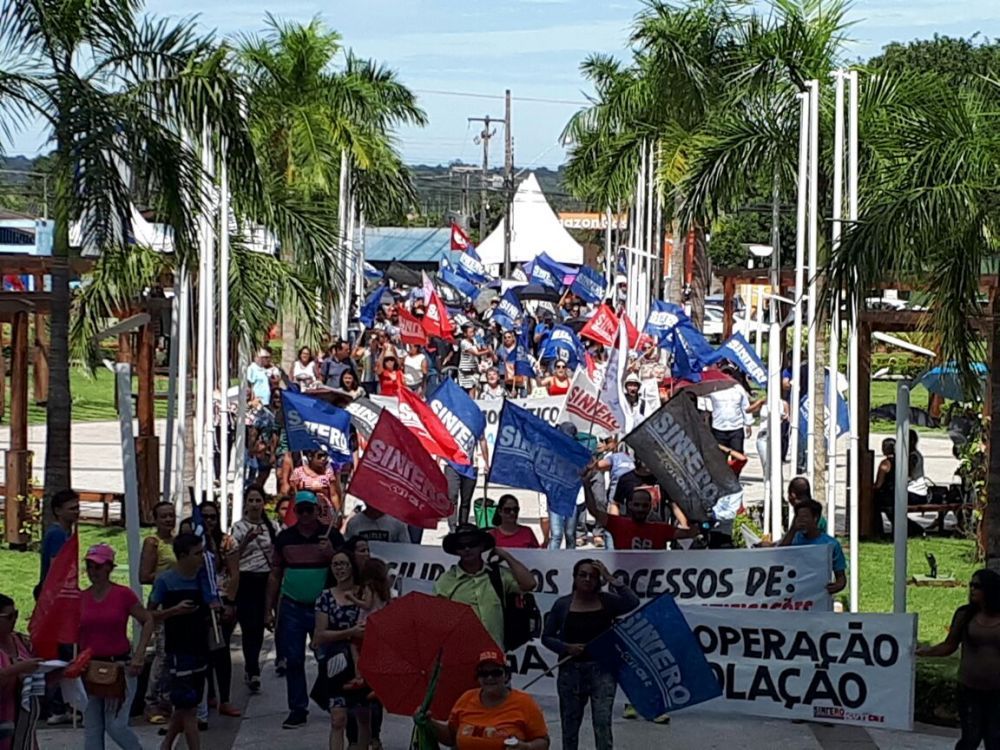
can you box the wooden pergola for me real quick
[717,267,995,539]
[2,254,163,545]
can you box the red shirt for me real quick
[488,525,540,549]
[605,515,677,550]
[79,584,139,657]
[380,369,403,396]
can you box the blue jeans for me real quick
[277,597,316,716]
[557,661,617,750]
[84,673,141,750]
[548,508,579,550]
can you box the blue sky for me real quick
[7,0,1000,167]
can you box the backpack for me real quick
[486,564,541,651]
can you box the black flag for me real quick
[623,395,742,520]
[345,397,383,441]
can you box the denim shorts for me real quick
[167,653,208,710]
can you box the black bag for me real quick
[487,564,541,651]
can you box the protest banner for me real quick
[397,307,428,346]
[685,607,916,730]
[579,303,618,347]
[281,390,353,466]
[625,395,742,520]
[375,543,834,696]
[592,594,722,719]
[558,369,620,438]
[456,248,489,283]
[347,411,453,528]
[529,257,561,289]
[427,378,486,478]
[541,324,584,369]
[487,402,591,516]
[476,395,565,458]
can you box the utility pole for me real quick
[469,114,497,239]
[503,89,513,278]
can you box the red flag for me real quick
[348,410,454,528]
[422,291,455,341]
[580,304,619,347]
[397,388,468,463]
[623,313,643,348]
[450,222,470,251]
[29,533,81,659]
[397,307,429,346]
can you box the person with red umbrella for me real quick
[417,650,550,750]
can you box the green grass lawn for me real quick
[0,367,172,425]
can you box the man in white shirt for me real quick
[706,381,753,453]
[247,349,278,406]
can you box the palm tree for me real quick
[0,1,340,504]
[827,72,1000,567]
[238,16,425,369]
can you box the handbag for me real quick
[84,660,126,701]
[487,564,541,652]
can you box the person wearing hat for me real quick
[78,543,155,750]
[433,524,535,648]
[265,491,344,730]
[417,650,549,750]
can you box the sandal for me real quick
[218,703,242,717]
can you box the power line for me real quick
[414,88,587,106]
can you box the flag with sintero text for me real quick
[348,410,453,528]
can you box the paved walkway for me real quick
[36,632,959,750]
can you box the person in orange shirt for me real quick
[419,650,550,750]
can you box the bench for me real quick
[903,503,975,535]
[0,485,125,526]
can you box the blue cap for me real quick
[294,490,318,506]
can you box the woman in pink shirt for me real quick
[488,495,540,549]
[78,544,154,750]
[290,450,344,526]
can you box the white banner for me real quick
[685,608,916,730]
[557,370,620,438]
[372,543,834,697]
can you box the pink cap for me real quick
[84,543,116,565]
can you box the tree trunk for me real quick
[985,288,1000,572]
[690,224,710,329]
[43,138,73,519]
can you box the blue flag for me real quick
[467,244,482,262]
[799,369,850,438]
[492,289,523,330]
[281,390,353,467]
[592,594,722,719]
[439,266,478,301]
[616,247,628,275]
[643,301,690,346]
[707,333,767,387]
[528,253,565,289]
[359,283,387,328]
[671,331,701,382]
[487,402,592,516]
[363,261,382,281]
[428,378,486,479]
[571,265,606,304]
[541,324,584,369]
[456,250,490,284]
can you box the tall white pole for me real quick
[848,69,861,614]
[789,91,809,484]
[232,343,248,523]
[754,286,765,356]
[115,363,143,601]
[194,218,207,506]
[202,129,216,506]
[162,267,182,503]
[768,168,784,542]
[805,79,820,487]
[218,148,230,529]
[173,266,190,517]
[335,149,349,335]
[643,140,655,325]
[604,207,613,292]
[893,383,910,614]
[827,70,846,531]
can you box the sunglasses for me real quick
[555,365,566,370]
[477,668,505,679]
[501,506,520,514]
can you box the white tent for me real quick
[476,172,583,266]
[71,204,174,256]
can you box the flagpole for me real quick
[218,142,230,530]
[804,78,820,487]
[173,265,190,517]
[789,90,809,487]
[202,127,216,506]
[847,69,861,613]
[767,167,784,543]
[826,70,846,530]
[163,263,182,504]
[114,363,143,601]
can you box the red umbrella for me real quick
[666,368,738,398]
[358,592,500,718]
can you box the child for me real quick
[342,559,391,689]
